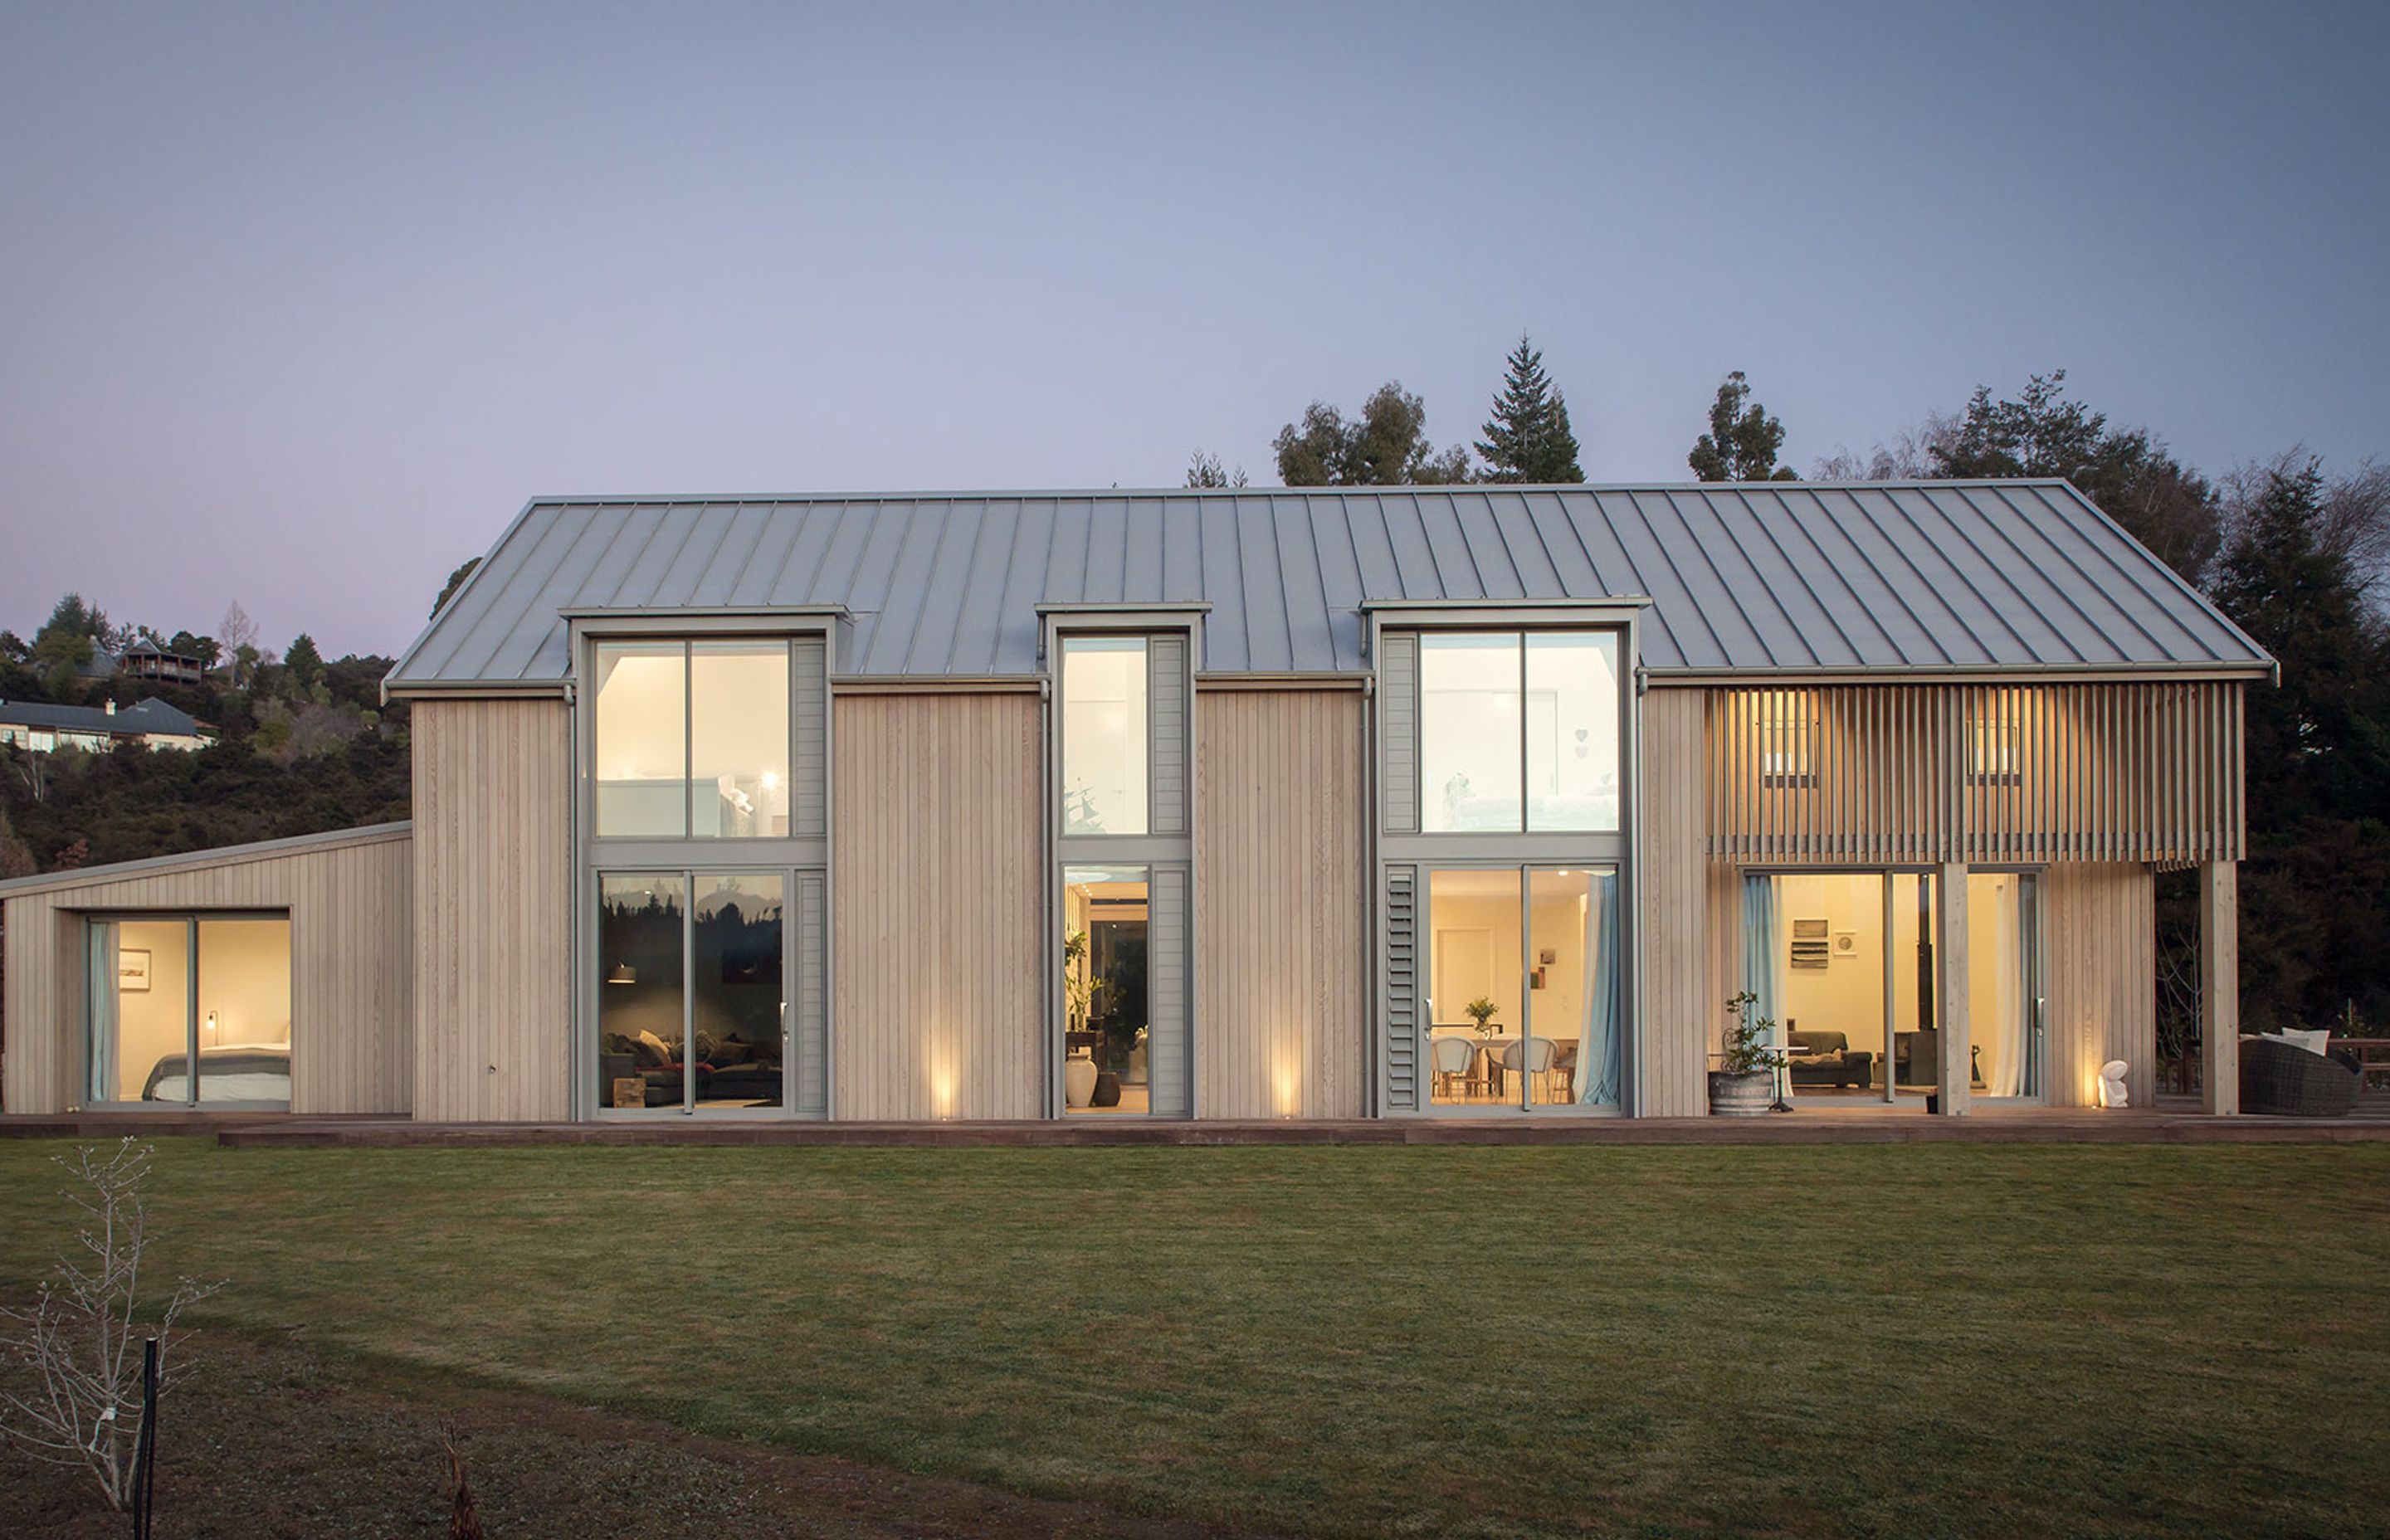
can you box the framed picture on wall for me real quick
[1789,918,1830,970]
[118,949,151,992]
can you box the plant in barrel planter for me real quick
[1710,991,1777,1116]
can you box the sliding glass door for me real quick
[1750,870,2041,1104]
[1422,865,1622,1111]
[597,871,789,1113]
[87,914,292,1108]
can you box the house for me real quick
[0,482,2267,1123]
[119,644,212,688]
[0,696,214,754]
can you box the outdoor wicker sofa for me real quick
[2239,1037,2363,1117]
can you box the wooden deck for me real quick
[3,1095,2386,1148]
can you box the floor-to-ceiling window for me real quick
[1052,628,1190,1117]
[1753,870,2041,1104]
[1422,866,1623,1109]
[1387,618,1633,1115]
[86,914,292,1107]
[583,630,824,1118]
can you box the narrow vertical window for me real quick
[1061,637,1149,836]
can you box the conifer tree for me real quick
[1476,335,1583,483]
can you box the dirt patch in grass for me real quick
[0,1325,1269,1540]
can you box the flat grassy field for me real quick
[0,1138,2383,1538]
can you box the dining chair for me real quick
[1430,1034,1477,1101]
[1500,1035,1559,1103]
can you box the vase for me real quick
[1064,1055,1098,1109]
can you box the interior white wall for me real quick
[110,919,187,1100]
[198,919,291,1050]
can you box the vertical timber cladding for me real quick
[1706,680,2246,865]
[833,690,1042,1120]
[1637,688,1712,1116]
[412,698,573,1121]
[1195,688,1368,1118]
[0,826,415,1116]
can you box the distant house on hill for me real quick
[0,696,214,753]
[119,644,210,688]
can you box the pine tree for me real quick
[1688,372,1797,482]
[285,633,326,698]
[1475,336,1583,483]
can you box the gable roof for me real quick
[386,482,2272,690]
[0,696,206,738]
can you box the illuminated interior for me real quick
[88,916,292,1105]
[1062,868,1150,1114]
[1757,871,2037,1101]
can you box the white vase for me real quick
[1064,1055,1098,1109]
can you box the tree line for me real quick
[0,595,411,879]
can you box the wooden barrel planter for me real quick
[1708,1070,1774,1117]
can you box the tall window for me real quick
[1420,630,1621,832]
[593,641,790,838]
[1061,636,1148,836]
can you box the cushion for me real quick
[634,1029,673,1067]
[1788,1030,1848,1055]
[2263,1029,2330,1057]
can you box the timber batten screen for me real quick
[1705,682,2246,865]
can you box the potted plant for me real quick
[1464,997,1499,1034]
[1710,991,1777,1116]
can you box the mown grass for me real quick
[0,1139,2383,1538]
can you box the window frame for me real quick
[568,613,838,1121]
[1042,605,1205,1119]
[1411,623,1629,835]
[80,909,295,1113]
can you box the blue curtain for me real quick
[1742,874,1779,1045]
[1578,871,1622,1105]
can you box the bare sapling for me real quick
[0,1138,225,1509]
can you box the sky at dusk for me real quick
[2,2,2384,659]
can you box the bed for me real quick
[140,1043,292,1103]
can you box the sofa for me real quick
[2240,1037,2363,1117]
[600,1031,783,1108]
[1785,1029,1872,1090]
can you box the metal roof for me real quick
[0,696,206,737]
[385,482,2271,690]
[0,821,412,900]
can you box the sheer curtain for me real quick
[1577,871,1622,1105]
[1988,882,2026,1096]
[86,920,118,1104]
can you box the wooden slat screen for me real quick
[1705,682,2244,865]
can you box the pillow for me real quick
[711,1037,754,1065]
[2263,1028,2330,1057]
[634,1029,673,1067]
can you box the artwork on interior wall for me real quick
[1539,948,1557,965]
[1789,918,1830,970]
[1530,967,1547,990]
[1833,930,1857,957]
[118,949,151,992]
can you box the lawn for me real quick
[0,1139,2383,1538]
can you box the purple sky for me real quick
[2,2,2384,659]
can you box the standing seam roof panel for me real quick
[384,484,2272,687]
